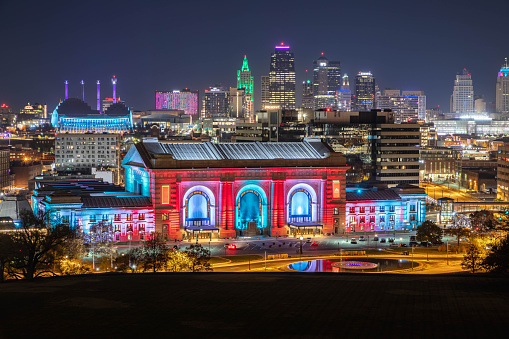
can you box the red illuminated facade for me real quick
[122,140,348,240]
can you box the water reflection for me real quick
[288,258,416,273]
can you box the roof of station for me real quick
[142,139,331,161]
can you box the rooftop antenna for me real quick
[111,75,117,103]
[80,80,85,101]
[96,80,101,111]
[64,80,68,99]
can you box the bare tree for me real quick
[462,244,484,273]
[185,244,212,272]
[141,233,169,273]
[10,209,74,280]
[0,233,15,282]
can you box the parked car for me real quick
[409,241,419,247]
[227,244,237,250]
[388,238,395,243]
[311,241,319,246]
[373,237,379,241]
[420,241,430,247]
[389,243,399,247]
[380,238,386,243]
[359,236,367,241]
[400,243,408,247]
[306,237,312,243]
[351,238,357,244]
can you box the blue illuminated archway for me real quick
[183,186,216,227]
[235,184,267,231]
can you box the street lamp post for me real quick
[411,245,414,271]
[248,243,250,271]
[446,239,449,265]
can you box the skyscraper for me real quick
[313,53,341,110]
[155,89,199,115]
[202,86,230,118]
[496,58,509,115]
[236,55,254,121]
[269,43,295,110]
[230,88,251,120]
[261,76,270,109]
[452,68,474,115]
[354,72,375,111]
[301,80,313,109]
[377,90,426,123]
[337,74,352,111]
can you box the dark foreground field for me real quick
[1,273,508,339]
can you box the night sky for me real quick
[1,0,507,113]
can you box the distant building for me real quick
[237,55,254,120]
[498,143,509,201]
[312,53,340,110]
[496,58,509,115]
[19,103,47,119]
[54,133,120,175]
[202,86,230,118]
[337,74,351,111]
[155,89,199,116]
[452,68,475,116]
[354,72,375,111]
[269,43,296,110]
[420,147,461,182]
[0,148,12,192]
[260,75,270,109]
[301,80,314,109]
[377,89,426,123]
[425,106,442,122]
[52,98,132,134]
[230,88,252,120]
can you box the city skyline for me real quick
[0,0,507,113]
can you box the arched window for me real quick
[185,191,210,226]
[289,188,312,222]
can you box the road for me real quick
[422,182,481,202]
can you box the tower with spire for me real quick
[235,55,254,121]
[497,58,509,115]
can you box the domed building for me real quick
[51,98,132,133]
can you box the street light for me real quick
[248,242,251,270]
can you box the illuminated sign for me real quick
[333,180,340,199]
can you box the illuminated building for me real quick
[313,53,341,110]
[52,98,132,133]
[337,74,351,111]
[269,43,296,110]
[155,89,199,116]
[420,147,461,182]
[345,185,426,232]
[301,80,313,109]
[377,90,426,123]
[261,75,270,109]
[354,72,375,111]
[375,124,421,187]
[122,138,347,239]
[419,123,436,147]
[237,55,254,120]
[54,133,120,172]
[20,103,47,119]
[230,88,252,120]
[498,142,509,201]
[0,104,15,126]
[32,180,155,241]
[496,58,509,115]
[452,68,475,116]
[0,148,12,192]
[202,86,230,118]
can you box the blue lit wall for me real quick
[290,191,310,216]
[124,166,150,197]
[236,184,267,230]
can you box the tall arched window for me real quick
[289,188,312,223]
[185,191,210,226]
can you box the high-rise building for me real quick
[452,68,474,116]
[425,106,442,122]
[202,86,230,118]
[375,124,421,187]
[269,43,296,110]
[236,56,254,121]
[312,53,341,110]
[337,74,352,111]
[230,88,252,120]
[261,75,270,109]
[301,80,314,109]
[155,89,199,116]
[377,90,426,123]
[354,72,375,111]
[496,58,509,115]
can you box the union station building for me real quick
[122,138,347,240]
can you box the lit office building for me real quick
[354,72,375,111]
[230,88,252,120]
[496,58,509,115]
[261,75,270,109]
[236,56,254,121]
[313,53,341,110]
[302,80,314,109]
[155,89,199,116]
[269,43,296,110]
[451,68,475,116]
[202,86,230,118]
[377,90,426,123]
[337,74,351,111]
